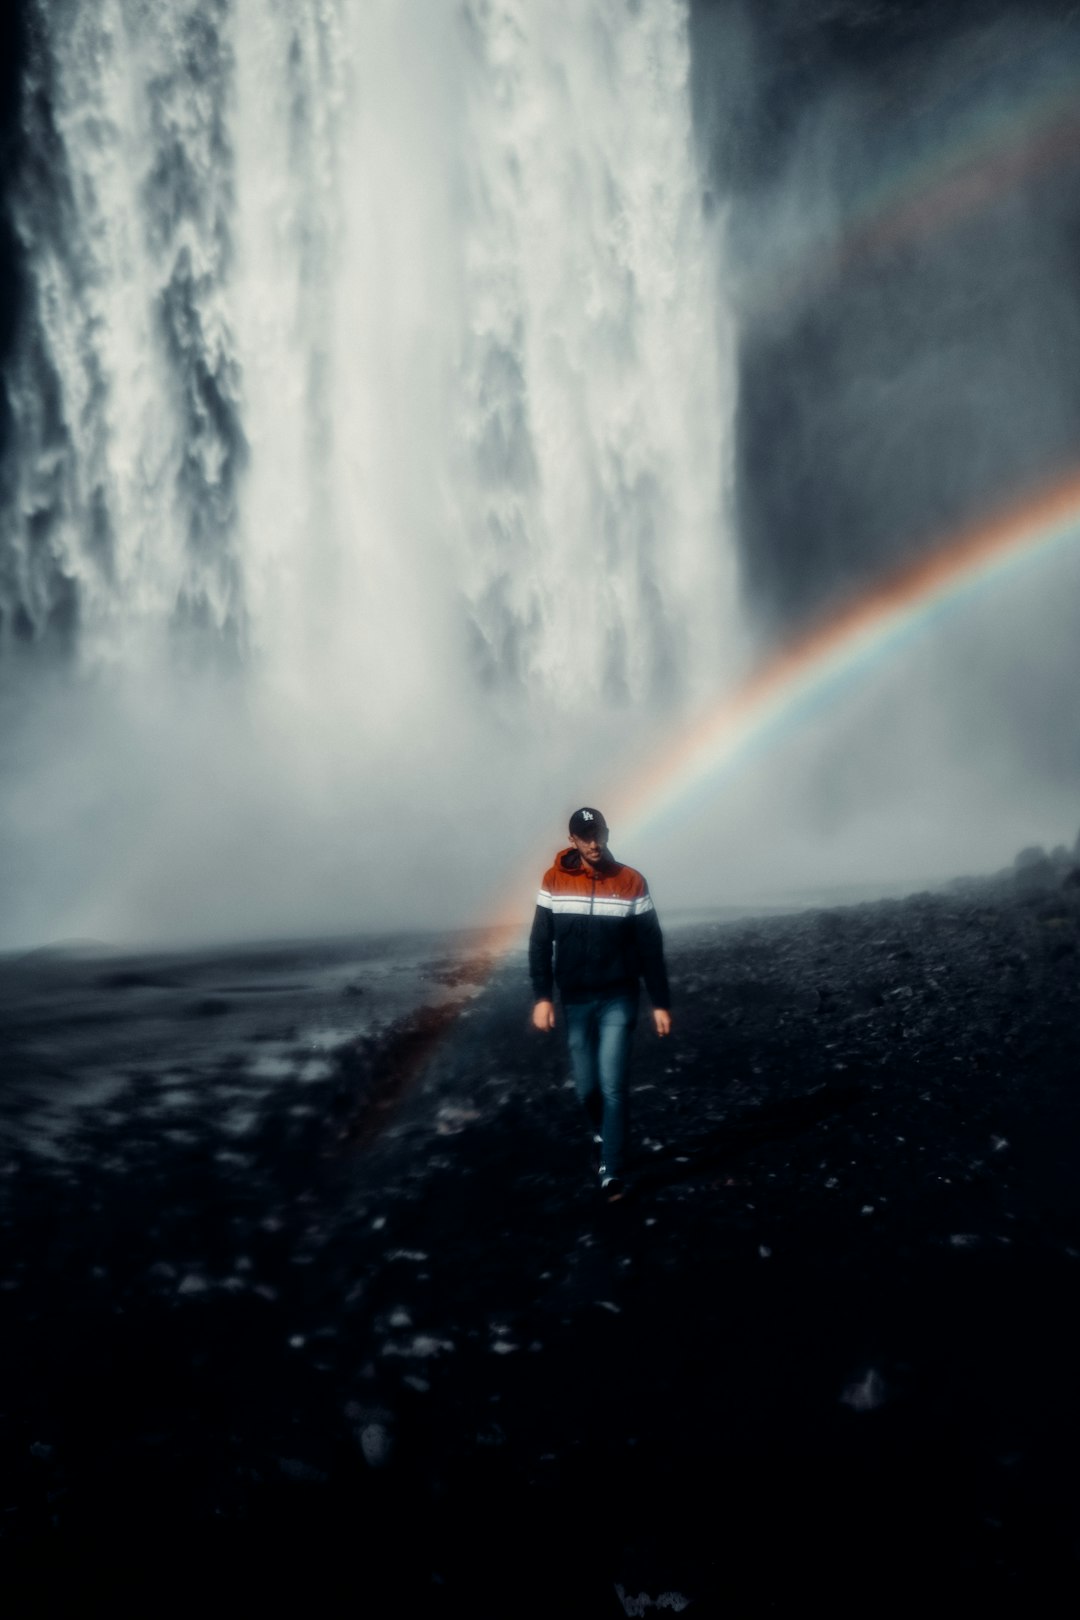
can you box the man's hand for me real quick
[653,1008,672,1038]
[533,999,556,1032]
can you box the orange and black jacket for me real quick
[529,847,671,1008]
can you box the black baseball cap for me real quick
[569,807,608,838]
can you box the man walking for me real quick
[529,807,672,1198]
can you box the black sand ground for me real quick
[3,875,1080,1616]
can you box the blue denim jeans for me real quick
[562,993,638,1176]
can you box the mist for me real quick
[3,0,1080,950]
[0,0,736,949]
[664,0,1080,903]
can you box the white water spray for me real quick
[1,0,736,946]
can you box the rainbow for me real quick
[610,466,1080,844]
[349,466,1080,1142]
[469,464,1080,949]
[746,51,1080,317]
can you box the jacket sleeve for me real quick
[632,888,671,1009]
[528,884,554,1001]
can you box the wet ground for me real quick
[2,877,1079,1615]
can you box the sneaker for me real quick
[590,1133,603,1173]
[598,1167,625,1200]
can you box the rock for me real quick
[358,1423,394,1468]
[840,1368,888,1412]
[381,1334,455,1358]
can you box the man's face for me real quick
[569,827,609,865]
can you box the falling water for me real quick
[0,0,735,946]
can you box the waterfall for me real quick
[0,0,736,945]
[3,0,245,662]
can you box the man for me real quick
[529,807,672,1199]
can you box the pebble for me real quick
[359,1423,394,1468]
[381,1334,455,1359]
[840,1368,888,1412]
